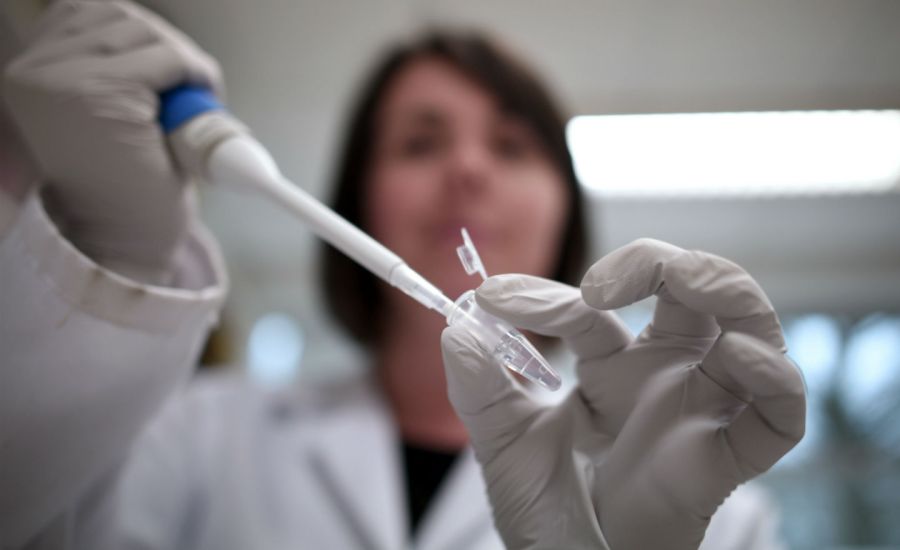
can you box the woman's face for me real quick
[364,56,569,304]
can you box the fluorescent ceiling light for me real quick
[566,110,900,197]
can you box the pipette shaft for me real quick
[203,126,453,316]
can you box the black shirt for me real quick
[402,442,460,534]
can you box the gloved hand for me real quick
[441,238,806,549]
[2,0,223,284]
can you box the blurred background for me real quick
[3,0,900,547]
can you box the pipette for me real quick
[159,86,562,391]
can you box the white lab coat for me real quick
[0,191,785,550]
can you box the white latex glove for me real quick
[441,238,806,549]
[2,0,223,283]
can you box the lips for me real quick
[432,221,493,247]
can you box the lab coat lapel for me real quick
[414,448,500,550]
[306,383,407,550]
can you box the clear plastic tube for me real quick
[391,264,562,390]
[447,291,562,391]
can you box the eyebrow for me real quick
[397,106,448,128]
[386,103,535,136]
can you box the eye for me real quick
[492,134,531,160]
[491,119,541,161]
[398,132,443,158]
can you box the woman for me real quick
[320,31,790,549]
[319,30,587,542]
[0,2,802,548]
[324,31,583,451]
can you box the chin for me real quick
[428,275,476,301]
[406,257,476,297]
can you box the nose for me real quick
[444,140,490,194]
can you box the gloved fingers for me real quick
[475,274,632,360]
[101,41,224,95]
[441,326,542,451]
[28,0,125,44]
[105,0,225,97]
[580,238,683,309]
[19,17,158,70]
[581,239,721,340]
[13,0,225,99]
[145,7,227,99]
[701,332,806,476]
[582,239,784,350]
[663,250,785,351]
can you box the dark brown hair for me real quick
[321,29,587,346]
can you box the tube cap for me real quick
[456,227,488,281]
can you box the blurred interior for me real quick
[2,1,899,548]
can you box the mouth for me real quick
[433,222,493,247]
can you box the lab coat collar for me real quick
[303,379,407,550]
[298,377,498,550]
[414,447,497,550]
